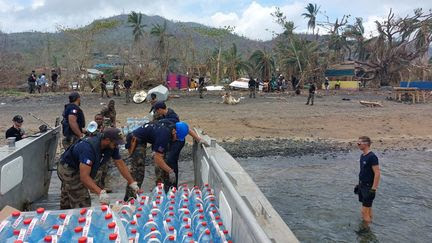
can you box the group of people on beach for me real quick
[27,69,59,93]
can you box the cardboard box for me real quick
[0,205,20,222]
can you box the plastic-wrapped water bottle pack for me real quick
[0,183,233,243]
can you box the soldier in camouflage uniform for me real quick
[101,100,116,128]
[124,142,147,201]
[58,128,139,209]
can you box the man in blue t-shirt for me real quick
[57,128,139,209]
[61,92,86,149]
[354,136,381,224]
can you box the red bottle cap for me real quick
[199,209,204,213]
[80,208,87,215]
[184,211,190,215]
[215,216,221,220]
[212,209,217,213]
[152,212,157,216]
[137,207,142,211]
[185,225,191,229]
[169,226,174,231]
[44,235,52,242]
[130,199,135,204]
[170,201,175,205]
[224,230,229,234]
[13,230,20,235]
[121,210,127,214]
[182,205,187,209]
[59,213,66,219]
[140,201,144,205]
[202,222,207,226]
[158,191,162,195]
[52,225,59,229]
[199,215,204,219]
[170,195,175,199]
[75,226,83,233]
[151,235,157,238]
[36,208,45,214]
[131,229,137,234]
[206,229,211,234]
[152,206,158,209]
[166,218,171,222]
[169,235,175,241]
[14,241,23,243]
[105,213,113,220]
[108,222,116,229]
[78,237,87,243]
[156,196,161,199]
[141,196,147,200]
[78,217,86,223]
[169,206,174,210]
[109,233,117,241]
[11,211,20,217]
[187,232,193,237]
[23,218,32,225]
[183,218,189,222]
[151,227,156,231]
[205,183,209,187]
[148,219,154,222]
[136,213,141,218]
[218,222,223,226]
[169,212,174,216]
[101,205,108,211]
[156,200,160,204]
[130,220,136,225]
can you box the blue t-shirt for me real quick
[64,139,121,173]
[62,103,85,136]
[160,108,180,124]
[359,151,379,184]
[133,123,171,154]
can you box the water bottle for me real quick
[162,226,176,242]
[163,217,179,231]
[71,226,84,242]
[142,219,159,235]
[27,218,47,242]
[209,221,225,242]
[177,208,190,222]
[197,229,212,242]
[37,235,58,243]
[135,213,147,227]
[149,211,163,228]
[162,234,176,243]
[204,196,217,209]
[108,233,118,241]
[192,215,205,231]
[0,220,14,239]
[178,223,192,239]
[194,221,208,240]
[204,203,218,217]
[142,227,162,242]
[126,220,138,236]
[180,231,194,243]
[178,217,191,235]
[207,208,221,222]
[4,228,22,243]
[163,206,175,218]
[191,204,204,220]
[146,234,162,243]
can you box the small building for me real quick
[324,61,359,90]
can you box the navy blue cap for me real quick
[153,101,166,110]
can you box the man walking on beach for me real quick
[249,76,256,98]
[100,74,110,98]
[306,82,316,105]
[354,136,381,224]
[28,70,37,94]
[123,74,133,104]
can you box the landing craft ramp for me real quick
[0,126,60,210]
[193,129,298,243]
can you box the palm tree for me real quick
[249,49,275,81]
[127,11,146,43]
[344,17,369,61]
[151,21,172,81]
[223,43,251,81]
[302,3,320,35]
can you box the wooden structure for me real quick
[392,87,426,103]
[359,100,383,107]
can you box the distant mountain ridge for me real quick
[2,13,272,67]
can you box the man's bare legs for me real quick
[361,206,373,224]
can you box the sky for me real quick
[0,0,431,40]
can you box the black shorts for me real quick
[358,184,375,207]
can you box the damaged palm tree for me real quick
[356,9,432,86]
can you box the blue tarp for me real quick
[94,63,114,69]
[400,81,432,90]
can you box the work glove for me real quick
[129,181,140,194]
[99,189,110,205]
[169,170,176,183]
[354,185,359,195]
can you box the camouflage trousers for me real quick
[125,88,132,103]
[57,163,91,209]
[124,144,146,201]
[101,84,110,97]
[62,135,79,151]
[155,140,184,192]
[95,162,109,189]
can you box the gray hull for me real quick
[0,126,60,210]
[193,130,298,243]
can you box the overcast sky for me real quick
[0,0,431,40]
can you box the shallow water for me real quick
[238,150,432,243]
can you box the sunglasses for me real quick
[357,142,368,145]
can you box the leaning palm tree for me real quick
[302,3,320,35]
[249,49,275,81]
[127,11,146,43]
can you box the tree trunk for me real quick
[216,45,222,85]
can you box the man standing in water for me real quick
[355,136,381,224]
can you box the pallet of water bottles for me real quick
[122,118,150,135]
[0,183,233,243]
